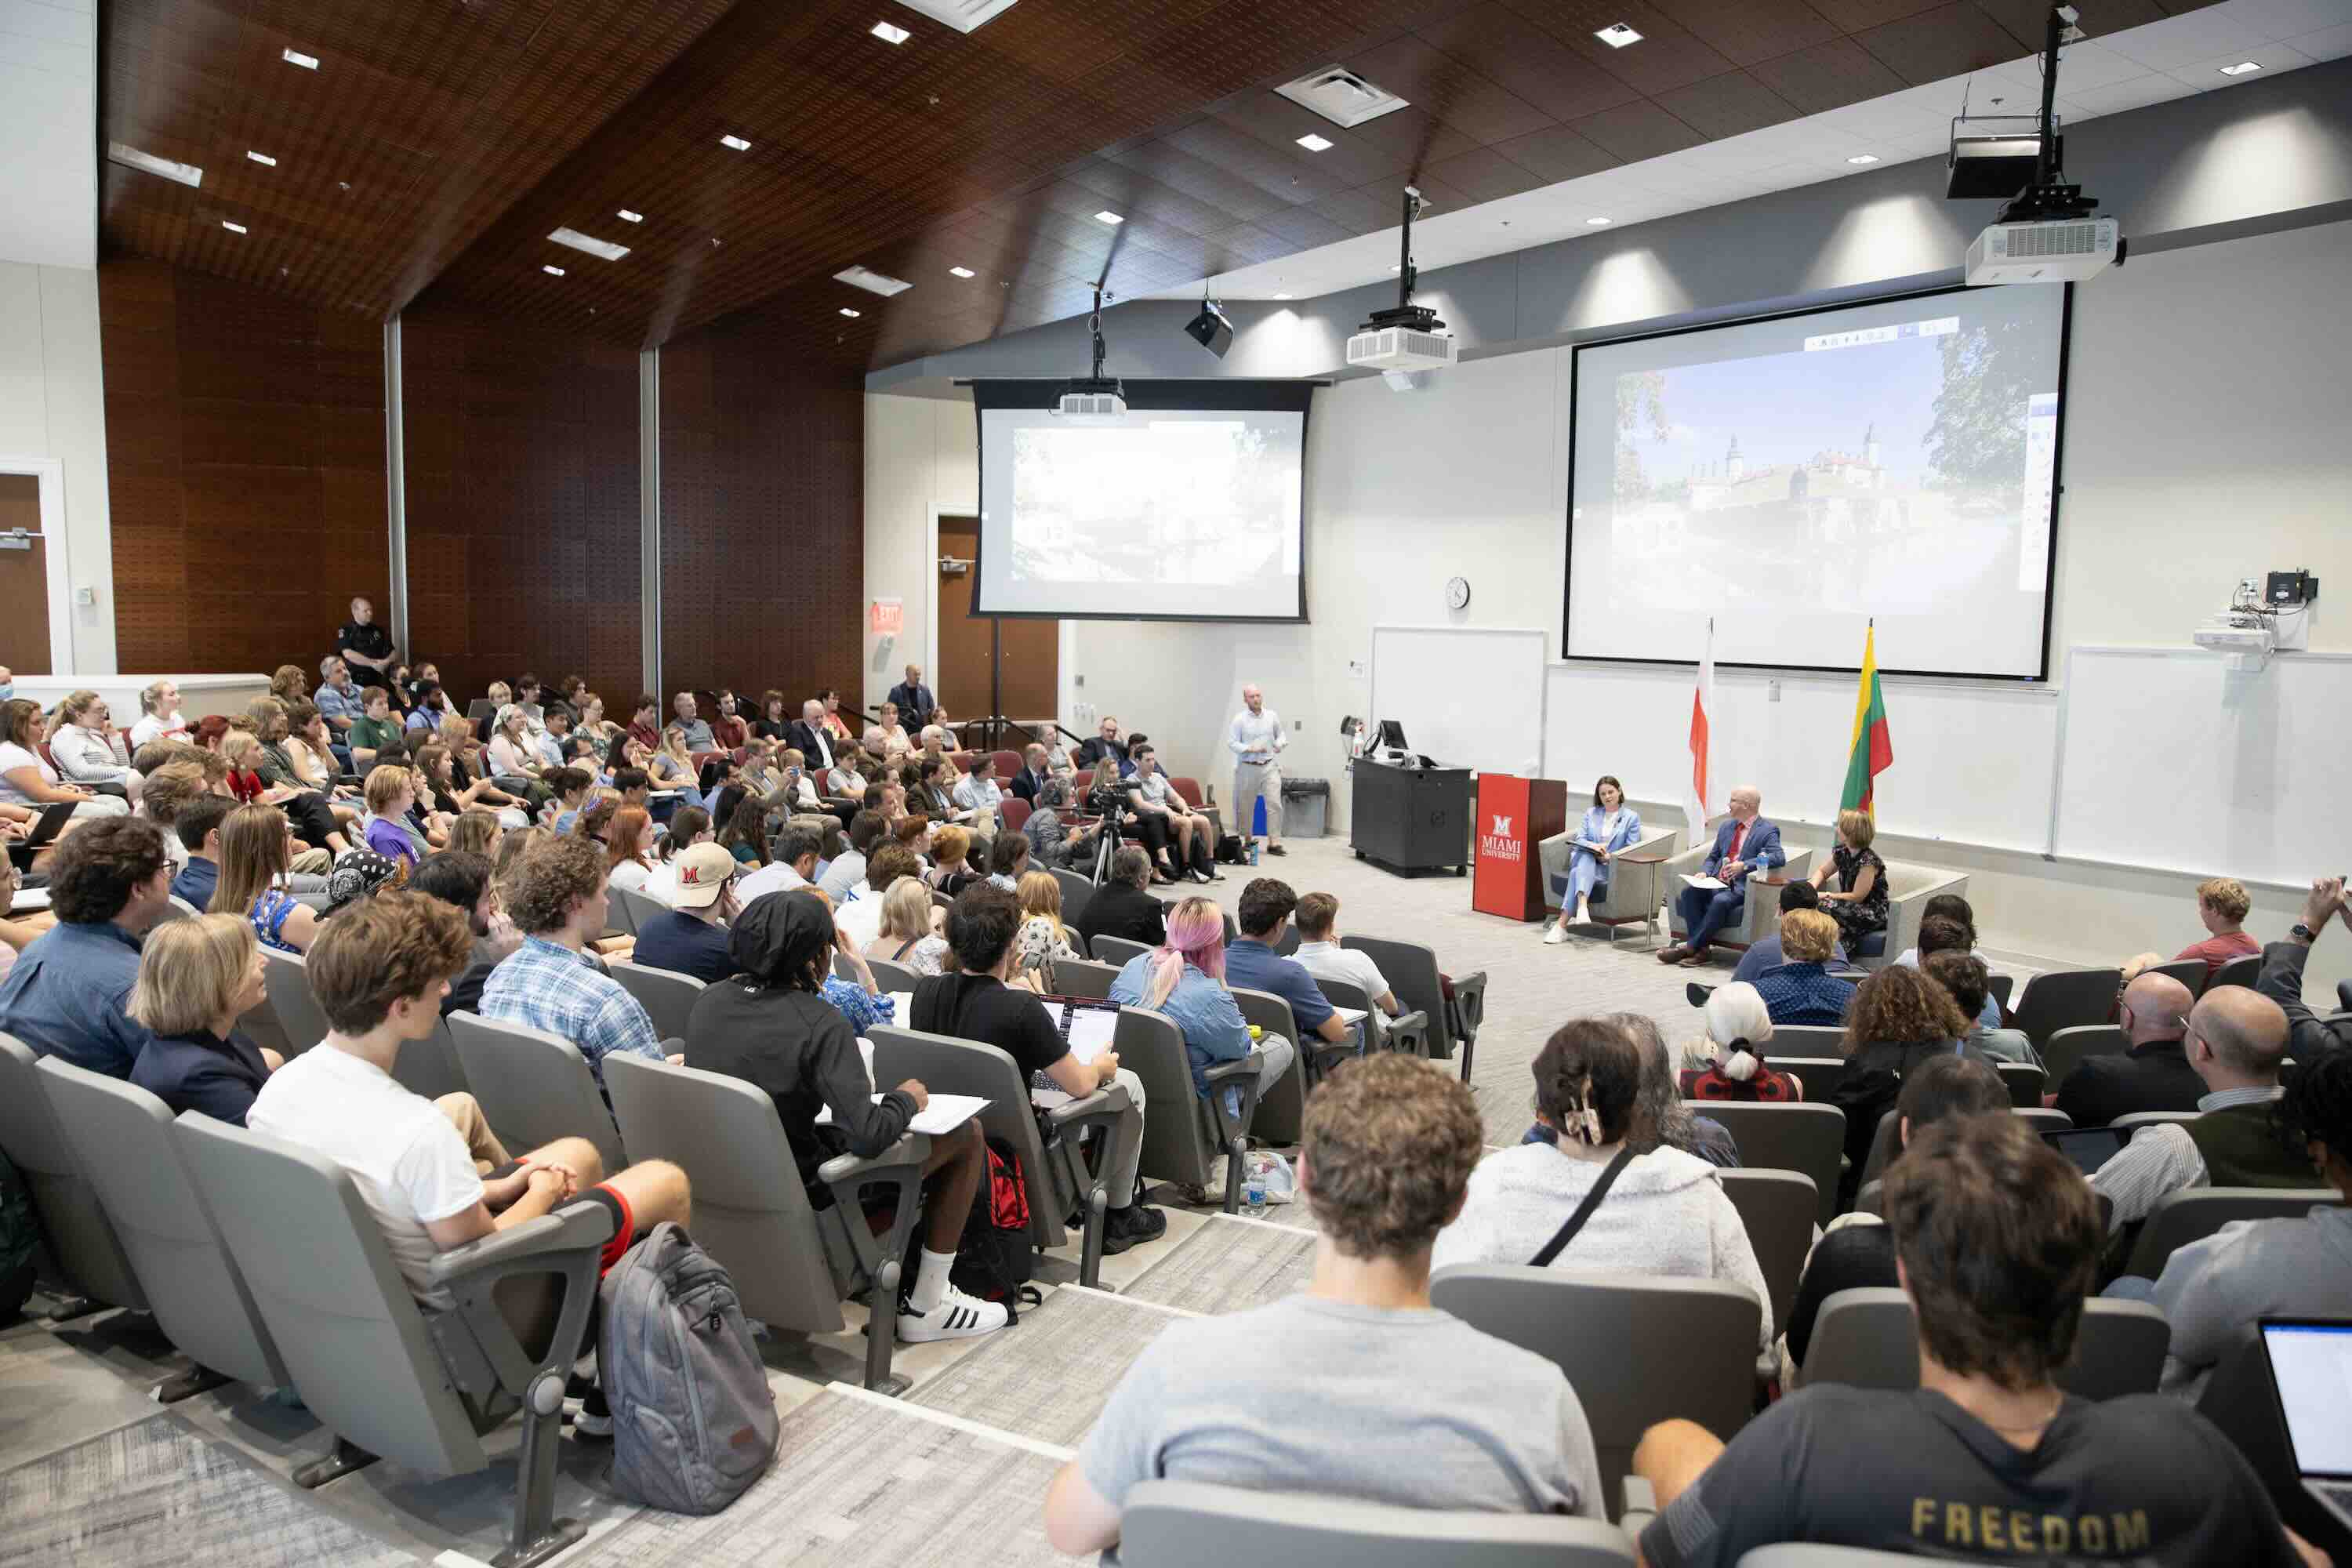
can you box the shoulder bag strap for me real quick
[1528,1144,1637,1268]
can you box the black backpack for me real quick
[902,1134,1039,1321]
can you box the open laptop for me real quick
[2259,1318,2352,1532]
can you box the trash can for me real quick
[1281,777,1331,840]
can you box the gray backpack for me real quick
[597,1221,779,1513]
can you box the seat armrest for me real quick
[1619,1475,1657,1535]
[820,1133,934,1279]
[1448,971,1489,1041]
[1202,1049,1268,1150]
[426,1199,611,1403]
[1042,1082,1131,1131]
[817,1131,934,1189]
[1384,1009,1430,1057]
[426,1198,612,1287]
[1664,843,1710,879]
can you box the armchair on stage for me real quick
[1536,825,1680,943]
[1660,843,1817,953]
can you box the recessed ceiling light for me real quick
[1595,23,1642,48]
[1586,216,1613,226]
[1295,133,1334,151]
[617,209,644,223]
[720,133,753,151]
[106,143,203,187]
[281,47,319,69]
[834,264,913,296]
[870,20,911,43]
[2217,60,2263,75]
[1846,153,1880,165]
[221,220,248,234]
[245,150,277,167]
[542,264,565,276]
[839,307,862,318]
[1273,292,1292,300]
[550,227,631,262]
[1094,209,1123,225]
[949,265,975,278]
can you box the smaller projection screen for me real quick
[1565,283,2071,679]
[971,379,1314,622]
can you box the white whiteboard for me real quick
[1543,659,2060,853]
[1370,626,1547,778]
[2054,646,2351,887]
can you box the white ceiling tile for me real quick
[2206,0,2352,42]
[2163,38,2315,87]
[2285,19,2352,56]
[2099,9,2272,70]
[2059,71,2201,114]
[2046,39,2167,90]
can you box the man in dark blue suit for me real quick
[1661,786,1784,967]
[886,663,936,735]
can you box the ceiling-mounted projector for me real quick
[1054,285,1127,419]
[1957,5,2125,287]
[1965,216,2120,283]
[1348,185,1457,377]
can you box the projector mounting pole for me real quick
[1396,187,1417,303]
[1997,5,2096,224]
[1089,289,1107,383]
[1362,186,1444,336]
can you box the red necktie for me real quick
[1726,822,1748,865]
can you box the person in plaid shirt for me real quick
[478,834,671,1085]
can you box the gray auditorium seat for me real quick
[1803,1286,2169,1400]
[2044,1024,2128,1083]
[602,1053,929,1392]
[1054,956,1122,1000]
[606,960,706,1044]
[1312,974,1429,1065]
[1117,1479,1638,1566]
[261,948,331,1057]
[868,1023,1130,1285]
[1051,867,1094,923]
[446,1011,624,1173]
[1860,1107,2069,1189]
[1996,1059,2045,1108]
[1089,933,1152,970]
[2124,1187,2343,1281]
[1343,933,1486,1081]
[174,1111,606,1568]
[0,1032,147,1315]
[1716,1168,1817,1333]
[393,1014,470,1102]
[866,956,921,994]
[1694,1102,1846,1226]
[611,884,669,938]
[1112,1006,1268,1214]
[2209,953,2260,991]
[2110,1109,2200,1137]
[2007,967,2123,1050]
[2145,958,2209,997]
[1432,1264,1759,1517]
[1759,1056,1848,1103]
[36,1058,288,1399]
[1767,1024,1846,1056]
[1230,985,1314,1145]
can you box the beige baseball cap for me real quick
[670,841,739,909]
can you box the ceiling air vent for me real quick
[834,264,914,297]
[1277,66,1410,129]
[107,143,204,188]
[891,0,1018,33]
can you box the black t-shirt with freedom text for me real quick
[1640,1385,2299,1568]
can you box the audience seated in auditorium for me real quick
[872,702,911,757]
[1124,742,1218,884]
[1780,1054,2010,1378]
[2091,985,2309,1233]
[1007,742,1052,803]
[408,850,510,1016]
[1661,786,1783,967]
[1925,949,2034,1065]
[2053,971,2203,1127]
[1044,1054,1606,1555]
[623,695,661,757]
[1632,1112,2312,1568]
[0,818,173,1074]
[1225,877,1353,1054]
[125,913,277,1123]
[740,822,820,903]
[1,697,125,819]
[1439,1018,1769,1354]
[1289,891,1401,1044]
[820,812,881,902]
[129,678,191,751]
[864,863,948,976]
[1679,981,1802,1101]
[49,691,142,807]
[707,691,747,752]
[2123,877,2259,984]
[166,794,234,913]
[923,822,979,898]
[833,840,906,953]
[2136,1050,2352,1402]
[487,706,545,786]
[1011,870,1081,992]
[216,804,320,955]
[477,834,673,1085]
[2259,875,2352,1061]
[717,794,768,866]
[1828,965,1987,1209]
[1908,912,2005,1030]
[629,844,740,985]
[361,767,426,867]
[1073,714,1129,775]
[984,829,1031,893]
[347,686,403,766]
[1751,909,1857,1026]
[1075,850,1166,956]
[786,699,836,773]
[1112,894,1299,1122]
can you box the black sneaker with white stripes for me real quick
[895,1284,1010,1344]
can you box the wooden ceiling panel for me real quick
[1851,0,2043,84]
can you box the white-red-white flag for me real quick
[1687,618,1715,838]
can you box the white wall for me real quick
[862,392,976,711]
[0,260,114,673]
[866,217,2352,998]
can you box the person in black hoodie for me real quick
[683,890,1008,1344]
[1826,964,1990,1210]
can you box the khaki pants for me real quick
[436,1092,514,1173]
[1232,760,1283,842]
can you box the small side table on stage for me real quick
[1348,759,1472,877]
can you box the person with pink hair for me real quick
[1109,895,1294,1112]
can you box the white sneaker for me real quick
[1543,924,1569,945]
[896,1285,1010,1343]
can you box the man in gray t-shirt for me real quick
[1044,1056,1604,1555]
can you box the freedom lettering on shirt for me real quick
[1909,1497,2151,1556]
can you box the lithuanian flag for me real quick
[1841,622,1893,818]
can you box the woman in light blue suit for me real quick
[1544,775,1642,945]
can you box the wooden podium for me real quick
[1472,774,1569,921]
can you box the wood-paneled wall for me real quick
[658,324,862,713]
[100,259,389,676]
[400,303,642,708]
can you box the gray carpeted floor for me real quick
[906,1286,1199,1449]
[1121,1213,1318,1316]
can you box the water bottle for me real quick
[1243,1160,1268,1211]
[1249,839,1261,866]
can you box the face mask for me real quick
[0,684,13,702]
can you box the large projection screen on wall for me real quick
[1565,284,2070,679]
[972,379,1313,622]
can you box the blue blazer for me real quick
[129,1028,270,1127]
[1577,806,1644,856]
[1703,816,1784,883]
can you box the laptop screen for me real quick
[2262,1321,2352,1478]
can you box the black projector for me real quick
[1947,125,2054,200]
[1185,300,1233,359]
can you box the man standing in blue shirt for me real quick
[0,818,176,1076]
[1223,879,1356,1058]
